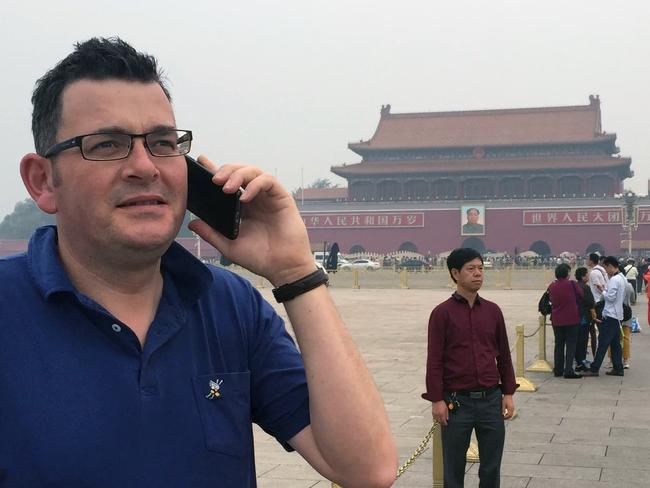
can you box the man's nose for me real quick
[122,139,159,180]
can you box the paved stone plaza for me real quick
[239,270,650,487]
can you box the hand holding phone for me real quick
[185,155,241,240]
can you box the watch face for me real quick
[473,147,485,159]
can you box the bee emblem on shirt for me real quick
[205,379,223,400]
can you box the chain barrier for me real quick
[523,323,543,338]
[331,422,441,487]
[395,422,439,479]
[509,322,544,354]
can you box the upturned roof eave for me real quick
[347,133,617,155]
[331,156,632,178]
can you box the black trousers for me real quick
[552,324,579,376]
[441,388,505,488]
[574,319,595,364]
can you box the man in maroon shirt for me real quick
[423,248,517,488]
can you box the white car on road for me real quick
[340,259,381,271]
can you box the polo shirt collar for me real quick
[452,291,482,305]
[28,225,213,304]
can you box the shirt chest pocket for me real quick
[192,371,252,457]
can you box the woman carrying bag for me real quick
[548,263,584,378]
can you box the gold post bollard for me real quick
[503,265,513,290]
[400,269,409,289]
[495,269,502,288]
[527,315,553,372]
[432,423,444,487]
[543,267,553,288]
[352,269,360,289]
[515,324,537,391]
[466,441,480,463]
[446,271,455,289]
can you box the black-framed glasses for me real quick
[43,129,193,161]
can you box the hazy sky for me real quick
[1,1,648,219]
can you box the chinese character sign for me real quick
[522,208,629,225]
[638,207,650,224]
[302,212,424,229]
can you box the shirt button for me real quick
[111,323,122,333]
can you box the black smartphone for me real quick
[186,155,241,240]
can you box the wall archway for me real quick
[585,243,606,255]
[349,244,365,253]
[460,237,485,254]
[398,241,418,252]
[530,240,551,256]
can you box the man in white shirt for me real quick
[583,256,626,377]
[587,253,608,302]
[624,259,638,304]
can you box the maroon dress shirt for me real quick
[422,292,518,403]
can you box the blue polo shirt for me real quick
[0,226,310,487]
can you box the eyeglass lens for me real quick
[81,130,190,160]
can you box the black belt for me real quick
[452,385,500,399]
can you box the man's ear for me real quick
[20,153,57,214]
[450,268,460,282]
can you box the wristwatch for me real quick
[272,268,329,303]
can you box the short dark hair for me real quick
[555,263,571,279]
[602,255,619,267]
[31,37,171,156]
[588,253,600,265]
[575,267,588,281]
[447,248,483,283]
[466,207,480,215]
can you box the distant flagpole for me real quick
[301,167,304,206]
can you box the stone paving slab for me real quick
[527,479,650,488]
[506,441,607,457]
[606,445,650,462]
[601,467,650,485]
[494,463,601,480]
[541,452,647,469]
[247,283,650,487]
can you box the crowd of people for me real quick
[545,253,649,378]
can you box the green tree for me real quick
[308,178,339,189]
[0,199,56,238]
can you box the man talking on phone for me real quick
[0,37,397,487]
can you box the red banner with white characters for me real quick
[522,208,627,226]
[523,207,650,226]
[639,207,650,224]
[302,212,424,229]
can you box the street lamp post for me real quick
[621,190,638,256]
